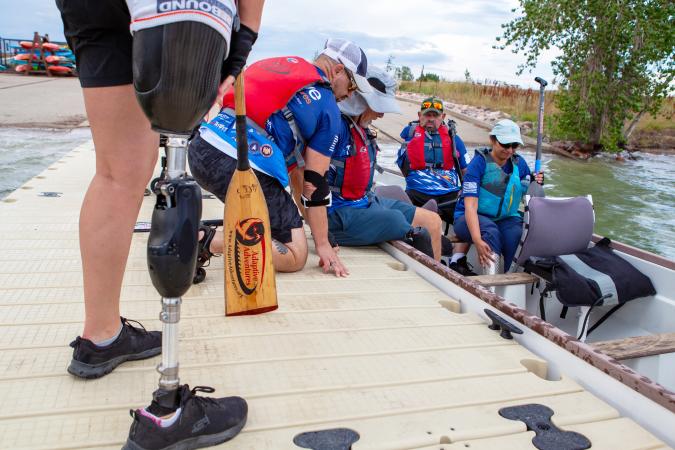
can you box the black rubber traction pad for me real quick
[499,404,591,450]
[293,428,360,450]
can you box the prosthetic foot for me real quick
[124,385,247,450]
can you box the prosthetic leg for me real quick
[132,20,226,411]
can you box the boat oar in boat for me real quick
[527,76,547,198]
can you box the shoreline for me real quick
[397,90,675,158]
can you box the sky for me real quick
[0,0,559,88]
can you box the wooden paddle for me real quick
[224,72,277,316]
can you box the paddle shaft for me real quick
[234,76,251,171]
[534,76,548,175]
[446,119,463,185]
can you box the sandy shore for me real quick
[0,73,87,128]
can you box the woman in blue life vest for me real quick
[326,68,442,260]
[453,119,544,272]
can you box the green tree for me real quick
[396,66,414,81]
[418,72,440,82]
[464,69,472,83]
[497,0,675,151]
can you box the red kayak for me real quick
[47,65,73,74]
[45,55,63,64]
[19,41,60,52]
[14,53,37,61]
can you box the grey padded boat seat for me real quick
[513,196,600,339]
[513,196,595,268]
[374,185,452,236]
[373,185,412,204]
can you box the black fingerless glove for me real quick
[221,23,258,82]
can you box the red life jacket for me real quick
[330,118,376,200]
[406,124,455,171]
[221,56,325,129]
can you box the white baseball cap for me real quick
[321,38,373,93]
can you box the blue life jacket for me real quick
[201,112,290,187]
[329,116,378,200]
[475,148,528,220]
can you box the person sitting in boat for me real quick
[453,119,544,273]
[396,97,475,274]
[189,38,374,278]
[325,67,441,260]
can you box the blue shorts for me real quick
[328,196,416,246]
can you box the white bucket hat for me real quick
[339,66,401,116]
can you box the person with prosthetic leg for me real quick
[122,2,262,448]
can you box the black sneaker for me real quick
[447,256,477,276]
[405,227,434,258]
[67,317,161,379]
[123,385,248,450]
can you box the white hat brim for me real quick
[354,74,373,94]
[362,90,401,114]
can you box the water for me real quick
[378,143,675,259]
[0,127,92,199]
[0,129,673,259]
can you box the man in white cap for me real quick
[189,38,373,278]
[325,67,443,260]
[453,119,544,272]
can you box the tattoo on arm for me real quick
[273,239,289,255]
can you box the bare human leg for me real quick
[209,226,308,272]
[412,207,442,260]
[79,85,159,342]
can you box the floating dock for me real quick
[0,142,667,449]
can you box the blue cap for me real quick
[490,119,523,145]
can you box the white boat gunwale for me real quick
[382,239,675,414]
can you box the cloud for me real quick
[0,0,557,88]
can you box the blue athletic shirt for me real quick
[265,67,342,163]
[326,116,370,213]
[454,149,532,218]
[396,124,469,196]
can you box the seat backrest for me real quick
[373,185,412,204]
[513,196,594,267]
[421,199,438,213]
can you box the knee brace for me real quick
[147,178,202,298]
[132,22,227,134]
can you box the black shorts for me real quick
[406,189,460,224]
[188,133,303,244]
[55,0,133,87]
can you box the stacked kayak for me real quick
[10,40,76,76]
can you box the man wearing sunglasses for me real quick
[396,97,473,274]
[453,119,544,273]
[188,38,372,278]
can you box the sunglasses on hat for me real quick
[422,100,443,110]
